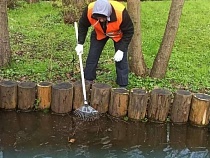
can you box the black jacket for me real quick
[78,4,134,53]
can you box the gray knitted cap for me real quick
[92,0,112,21]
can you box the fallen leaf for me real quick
[68,137,76,143]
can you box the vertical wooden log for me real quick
[51,82,73,114]
[109,88,129,117]
[73,81,90,110]
[91,83,111,113]
[148,88,172,123]
[189,93,210,127]
[17,81,36,111]
[0,80,17,110]
[128,88,148,120]
[171,90,192,124]
[37,82,52,110]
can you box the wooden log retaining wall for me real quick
[0,80,210,127]
[37,81,52,110]
[17,81,36,111]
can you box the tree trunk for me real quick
[62,0,94,24]
[147,88,172,123]
[0,80,17,110]
[51,82,73,114]
[37,82,52,110]
[17,81,36,111]
[128,88,148,120]
[150,0,185,78]
[109,88,129,117]
[73,80,91,110]
[90,83,111,113]
[189,93,210,127]
[0,0,11,67]
[127,0,147,76]
[171,90,192,124]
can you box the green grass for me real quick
[1,0,210,93]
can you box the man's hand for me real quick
[75,44,83,55]
[114,50,124,62]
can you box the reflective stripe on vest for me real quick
[87,1,124,42]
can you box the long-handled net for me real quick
[74,22,99,121]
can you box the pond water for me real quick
[0,111,210,158]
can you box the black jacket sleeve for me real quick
[118,9,134,52]
[78,7,91,45]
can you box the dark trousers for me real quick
[84,31,129,86]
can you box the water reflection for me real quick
[0,111,210,158]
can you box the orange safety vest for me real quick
[87,1,124,42]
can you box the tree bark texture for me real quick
[91,83,111,113]
[109,88,129,117]
[189,93,210,127]
[37,82,52,110]
[73,80,90,110]
[147,88,172,123]
[171,90,192,124]
[150,0,185,78]
[0,80,17,110]
[128,88,148,120]
[0,0,11,66]
[62,0,94,24]
[127,0,147,76]
[17,81,36,111]
[51,82,73,114]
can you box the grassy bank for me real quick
[1,0,209,93]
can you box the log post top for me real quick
[176,89,192,96]
[92,83,111,89]
[37,81,52,87]
[130,88,147,95]
[18,81,36,88]
[193,93,210,102]
[0,80,17,87]
[112,88,129,95]
[151,88,172,95]
[52,82,73,90]
[73,80,90,87]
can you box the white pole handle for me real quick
[74,22,87,104]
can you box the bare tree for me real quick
[150,0,185,78]
[0,0,11,67]
[127,0,147,76]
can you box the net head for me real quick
[74,105,99,121]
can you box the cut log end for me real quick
[91,83,111,113]
[189,93,210,127]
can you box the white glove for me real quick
[114,50,124,62]
[75,44,83,55]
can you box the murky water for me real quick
[0,111,210,158]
